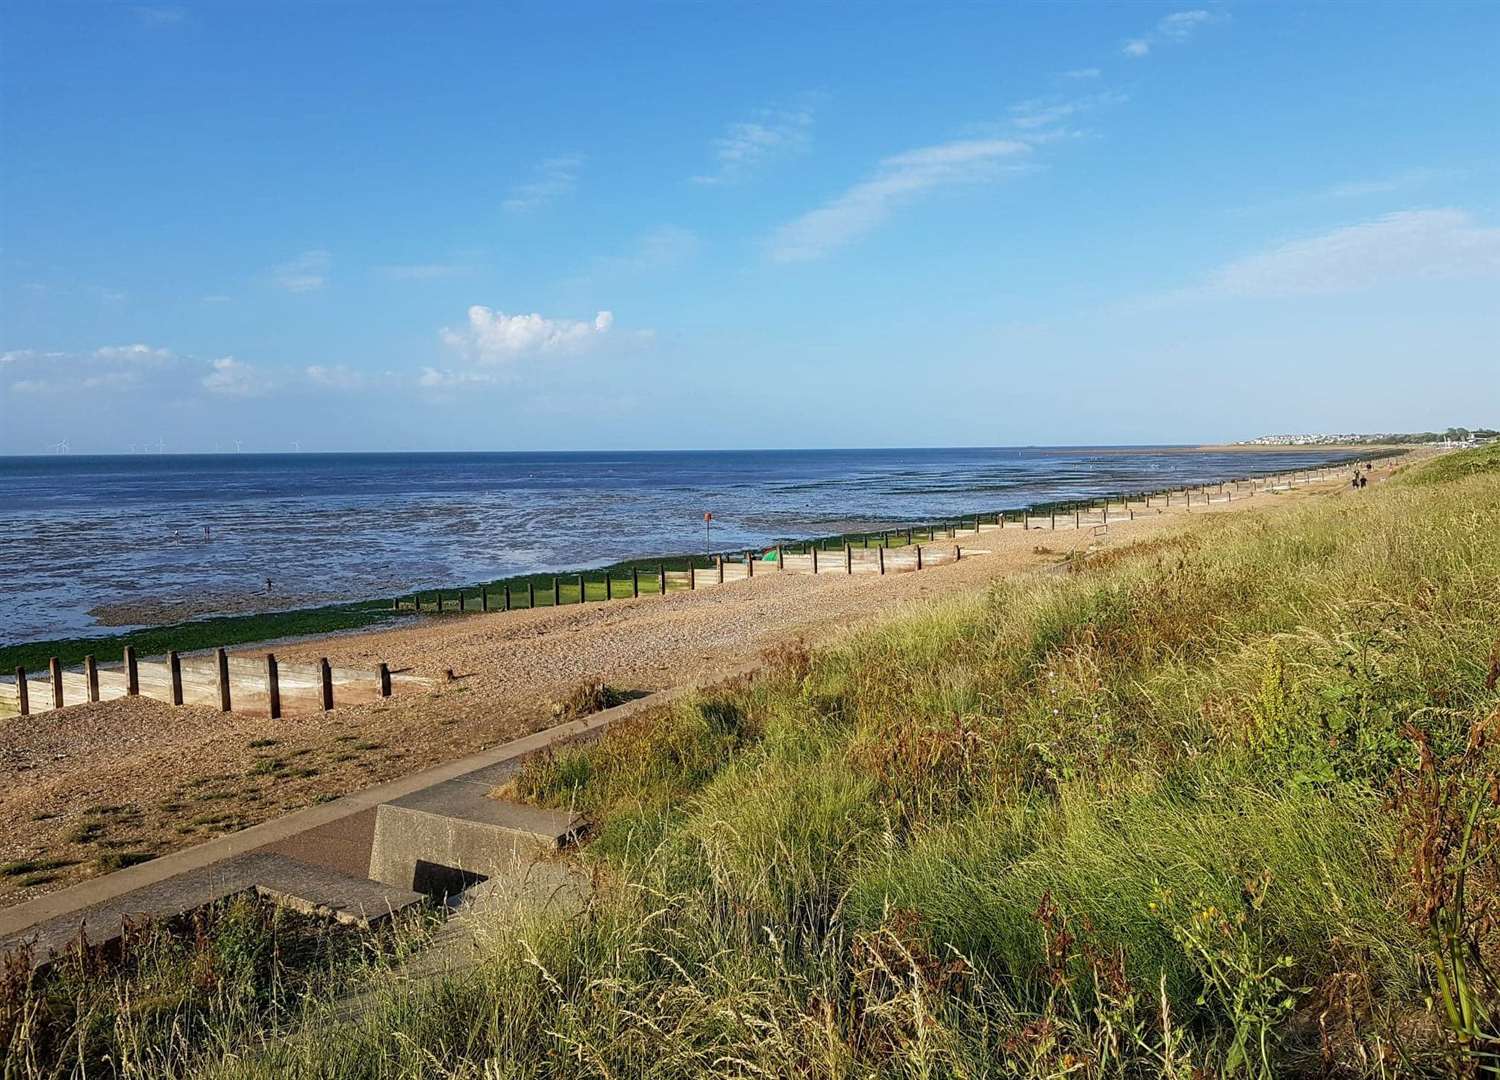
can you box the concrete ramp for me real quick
[2,852,425,967]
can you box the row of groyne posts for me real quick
[394,457,1385,615]
[2,647,408,719]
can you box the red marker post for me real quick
[704,511,713,554]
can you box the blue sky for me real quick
[2,1,1497,453]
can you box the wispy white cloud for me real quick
[131,6,186,26]
[1008,90,1127,132]
[272,249,331,292]
[503,155,583,213]
[93,344,173,364]
[439,306,615,365]
[1323,168,1449,200]
[305,364,366,390]
[201,294,233,304]
[587,226,699,278]
[1,343,378,402]
[417,367,497,390]
[1123,9,1219,57]
[692,105,814,184]
[378,263,466,281]
[201,356,271,396]
[766,137,1031,262]
[3,344,172,367]
[11,370,144,395]
[1205,209,1500,297]
[1060,67,1101,80]
[2,344,175,394]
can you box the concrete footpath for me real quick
[0,657,763,958]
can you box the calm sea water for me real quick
[0,447,1356,644]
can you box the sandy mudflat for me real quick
[0,456,1413,907]
[88,589,357,627]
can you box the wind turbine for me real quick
[234,439,244,453]
[155,437,166,453]
[51,439,70,454]
[291,440,302,453]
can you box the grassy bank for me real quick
[10,446,1491,1077]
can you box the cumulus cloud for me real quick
[503,155,583,213]
[439,306,615,364]
[201,356,271,396]
[272,249,331,292]
[767,137,1031,262]
[692,105,814,184]
[1123,9,1218,57]
[1206,209,1500,297]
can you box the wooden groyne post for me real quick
[216,648,232,713]
[169,650,184,706]
[13,667,28,716]
[49,658,63,710]
[319,657,334,711]
[266,653,281,719]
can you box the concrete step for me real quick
[248,855,426,929]
[2,852,425,969]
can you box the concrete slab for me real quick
[368,783,582,897]
[251,857,426,928]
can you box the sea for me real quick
[0,447,1360,645]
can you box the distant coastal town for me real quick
[1238,426,1497,447]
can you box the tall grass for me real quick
[10,446,1499,1078]
[2,896,430,1079]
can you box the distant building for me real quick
[1237,428,1496,447]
